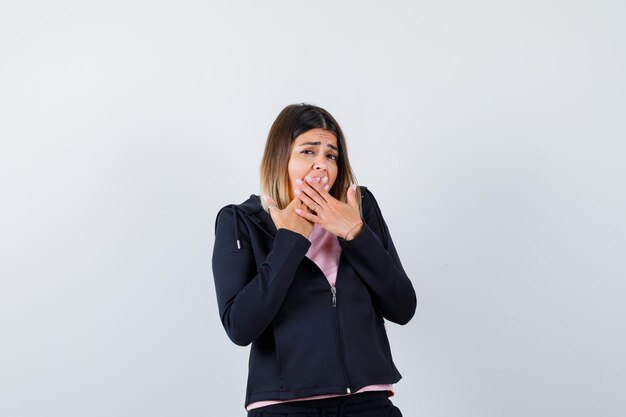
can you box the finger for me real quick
[286,197,313,214]
[295,207,319,222]
[346,184,358,208]
[295,187,323,211]
[305,176,333,201]
[297,179,325,206]
[263,195,278,211]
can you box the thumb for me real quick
[346,184,358,208]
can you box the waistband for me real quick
[249,391,390,416]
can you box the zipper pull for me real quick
[346,387,351,394]
[331,286,337,307]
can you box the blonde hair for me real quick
[259,103,361,212]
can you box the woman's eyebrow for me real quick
[297,141,339,151]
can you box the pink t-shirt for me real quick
[305,222,342,286]
[246,225,393,411]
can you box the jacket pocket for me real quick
[272,325,284,391]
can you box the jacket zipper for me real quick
[331,286,351,394]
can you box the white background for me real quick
[1,1,625,416]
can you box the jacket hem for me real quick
[245,374,401,407]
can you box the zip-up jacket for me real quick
[212,186,417,407]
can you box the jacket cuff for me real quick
[275,228,312,253]
[337,222,383,252]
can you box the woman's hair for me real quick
[260,103,361,212]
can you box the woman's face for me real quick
[287,128,339,200]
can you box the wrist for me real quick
[343,220,364,241]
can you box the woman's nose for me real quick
[313,157,326,170]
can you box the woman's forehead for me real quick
[294,128,337,145]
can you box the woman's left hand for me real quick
[294,176,364,240]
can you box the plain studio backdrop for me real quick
[1,1,625,416]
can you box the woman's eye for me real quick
[327,154,338,161]
[302,150,314,155]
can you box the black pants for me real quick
[247,391,403,417]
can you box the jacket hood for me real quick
[237,194,264,215]
[229,194,277,248]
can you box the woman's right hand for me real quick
[263,195,313,238]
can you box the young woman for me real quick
[212,104,416,416]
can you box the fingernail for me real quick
[295,208,302,214]
[295,179,303,185]
[295,189,301,196]
[324,184,329,191]
[314,177,320,183]
[305,176,312,182]
[322,177,328,183]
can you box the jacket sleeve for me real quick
[338,187,417,325]
[212,206,311,346]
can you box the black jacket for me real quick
[212,186,417,407]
